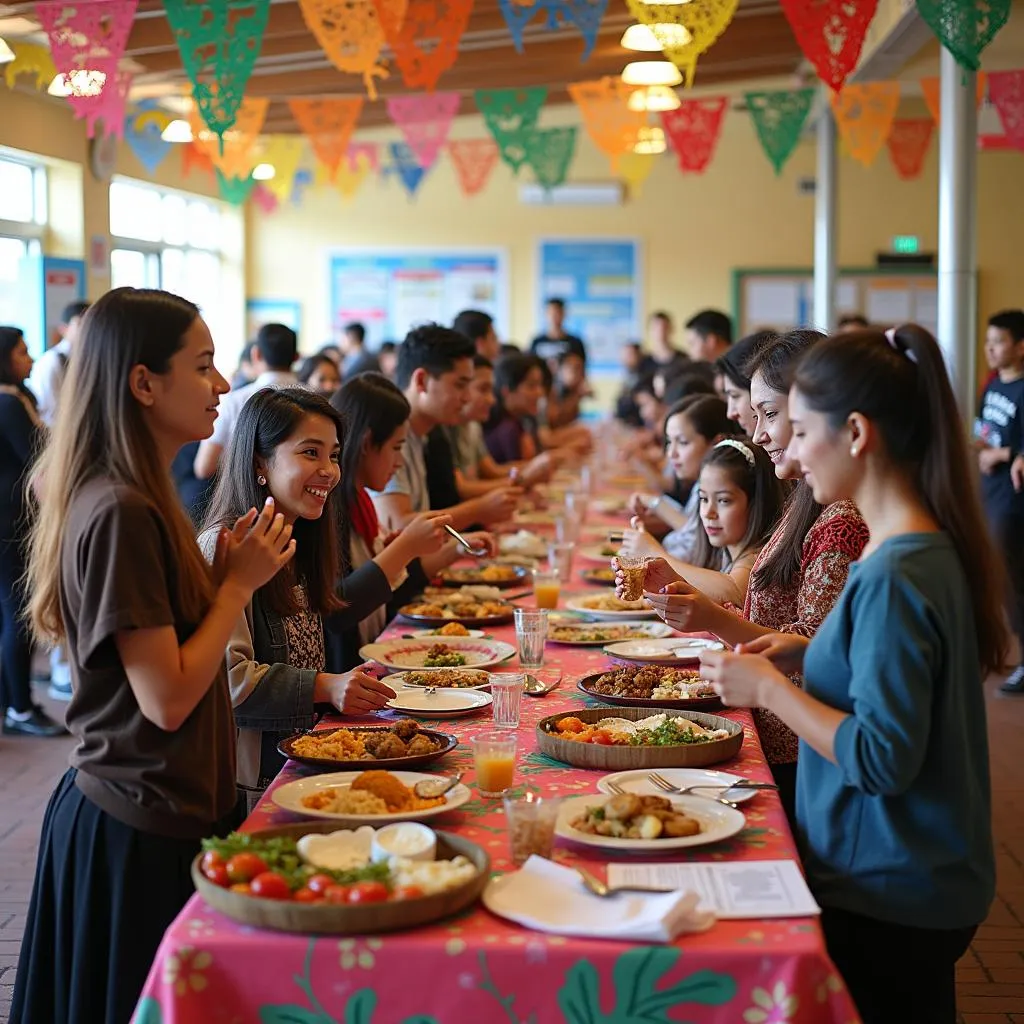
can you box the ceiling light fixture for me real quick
[627,85,681,112]
[48,69,107,98]
[633,125,667,155]
[160,118,194,143]
[620,23,692,51]
[0,38,15,65]
[621,60,683,87]
[252,163,275,181]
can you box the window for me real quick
[0,154,46,327]
[0,156,46,225]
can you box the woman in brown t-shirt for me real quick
[13,288,296,1024]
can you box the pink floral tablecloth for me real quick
[134,510,861,1024]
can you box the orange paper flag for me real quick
[289,97,364,176]
[448,138,500,195]
[568,78,645,170]
[190,96,269,178]
[376,0,475,91]
[886,118,934,179]
[920,74,987,125]
[831,81,900,167]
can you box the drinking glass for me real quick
[548,541,575,580]
[565,490,588,526]
[489,672,526,729]
[531,569,560,611]
[579,465,593,497]
[504,792,562,866]
[472,732,518,797]
[514,607,548,668]
[555,514,581,545]
[617,555,650,601]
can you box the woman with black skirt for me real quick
[13,288,297,1024]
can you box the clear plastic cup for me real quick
[489,672,525,729]
[617,555,650,601]
[514,607,548,667]
[472,731,518,797]
[548,541,575,580]
[555,514,581,545]
[504,792,562,866]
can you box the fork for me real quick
[648,772,776,802]
[606,776,737,809]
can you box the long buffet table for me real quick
[134,490,860,1024]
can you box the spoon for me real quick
[523,673,561,696]
[413,771,464,799]
[574,865,672,899]
[444,524,489,558]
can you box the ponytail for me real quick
[793,325,1009,676]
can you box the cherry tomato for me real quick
[226,852,268,885]
[200,850,225,876]
[249,872,292,900]
[391,885,425,901]
[229,882,251,895]
[306,873,335,895]
[323,884,352,904]
[346,881,389,904]
[293,887,321,903]
[203,862,230,887]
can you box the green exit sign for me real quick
[891,235,920,254]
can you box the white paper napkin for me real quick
[483,856,716,943]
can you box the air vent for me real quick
[518,182,624,206]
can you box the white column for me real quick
[813,98,837,332]
[936,46,978,413]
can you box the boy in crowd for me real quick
[340,321,381,378]
[548,350,592,428]
[369,325,520,531]
[684,309,733,364]
[530,297,586,366]
[453,309,501,362]
[28,299,90,427]
[977,309,1024,693]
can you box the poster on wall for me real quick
[327,248,509,349]
[246,298,302,341]
[536,239,642,372]
[16,256,87,357]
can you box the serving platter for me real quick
[546,621,674,647]
[383,668,492,690]
[435,564,530,589]
[278,725,458,772]
[576,669,722,711]
[359,637,516,671]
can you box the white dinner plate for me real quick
[546,621,674,646]
[407,628,486,639]
[565,595,657,621]
[272,771,471,822]
[596,768,759,804]
[577,543,621,565]
[383,669,492,690]
[555,793,746,851]
[359,637,516,671]
[386,687,494,718]
[603,637,725,664]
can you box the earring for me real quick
[257,474,267,485]
[849,447,858,458]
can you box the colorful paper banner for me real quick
[886,117,935,178]
[336,148,377,198]
[260,136,306,203]
[387,141,430,197]
[780,0,878,93]
[288,97,364,176]
[475,86,548,173]
[348,141,381,173]
[745,88,815,175]
[3,42,56,91]
[448,138,500,195]
[523,125,577,188]
[376,0,474,91]
[919,73,987,125]
[386,92,462,168]
[988,69,1024,150]
[182,139,216,180]
[916,0,1010,72]
[216,170,256,205]
[660,96,728,173]
[497,0,608,61]
[568,78,645,170]
[163,0,271,143]
[831,81,900,167]
[190,96,269,178]
[251,184,279,214]
[124,100,174,173]
[617,151,658,194]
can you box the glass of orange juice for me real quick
[533,568,561,609]
[472,732,518,798]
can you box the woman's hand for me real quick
[735,633,809,675]
[613,555,680,598]
[456,531,497,557]
[698,649,787,708]
[217,499,295,595]
[642,579,716,633]
[315,663,396,715]
[619,520,666,559]
[400,511,452,558]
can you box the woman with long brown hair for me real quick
[13,288,294,1024]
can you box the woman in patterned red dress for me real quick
[636,331,868,826]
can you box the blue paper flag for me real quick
[497,0,607,61]
[123,100,173,175]
[387,142,429,198]
[290,168,314,206]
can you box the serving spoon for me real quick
[413,771,464,799]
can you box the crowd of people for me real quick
[1,287,1023,1024]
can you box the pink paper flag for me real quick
[347,141,380,173]
[251,184,280,214]
[385,92,461,169]
[36,0,139,138]
[988,70,1024,150]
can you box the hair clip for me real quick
[885,327,918,364]
[714,438,756,467]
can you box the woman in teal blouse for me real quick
[698,324,1005,1024]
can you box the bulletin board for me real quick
[16,255,87,357]
[245,298,301,340]
[327,247,509,349]
[732,267,940,337]
[537,238,642,371]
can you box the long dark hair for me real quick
[488,352,545,430]
[664,394,743,448]
[690,440,786,571]
[203,387,344,617]
[793,324,1009,676]
[746,329,827,590]
[717,330,776,391]
[0,326,27,386]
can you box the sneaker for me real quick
[1000,666,1024,694]
[3,705,67,738]
[47,679,73,702]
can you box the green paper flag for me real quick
[216,169,256,205]
[475,87,548,174]
[163,0,271,142]
[745,88,815,175]
[915,0,1010,72]
[524,126,577,189]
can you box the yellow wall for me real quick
[245,99,1024,366]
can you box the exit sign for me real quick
[891,235,920,254]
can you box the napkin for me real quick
[484,856,716,943]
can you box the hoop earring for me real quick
[257,474,267,486]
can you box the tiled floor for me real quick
[1,679,1023,1023]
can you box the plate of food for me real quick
[498,530,549,560]
[513,510,559,527]
[192,823,488,933]
[397,587,515,627]
[359,637,516,671]
[565,593,656,620]
[576,665,721,709]
[603,637,726,666]
[407,624,486,639]
[278,720,458,771]
[435,563,530,588]
[579,566,617,585]
[555,792,745,852]
[537,707,743,769]
[596,767,761,805]
[272,769,472,823]
[384,669,491,690]
[577,543,620,564]
[547,621,674,647]
[386,687,493,719]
